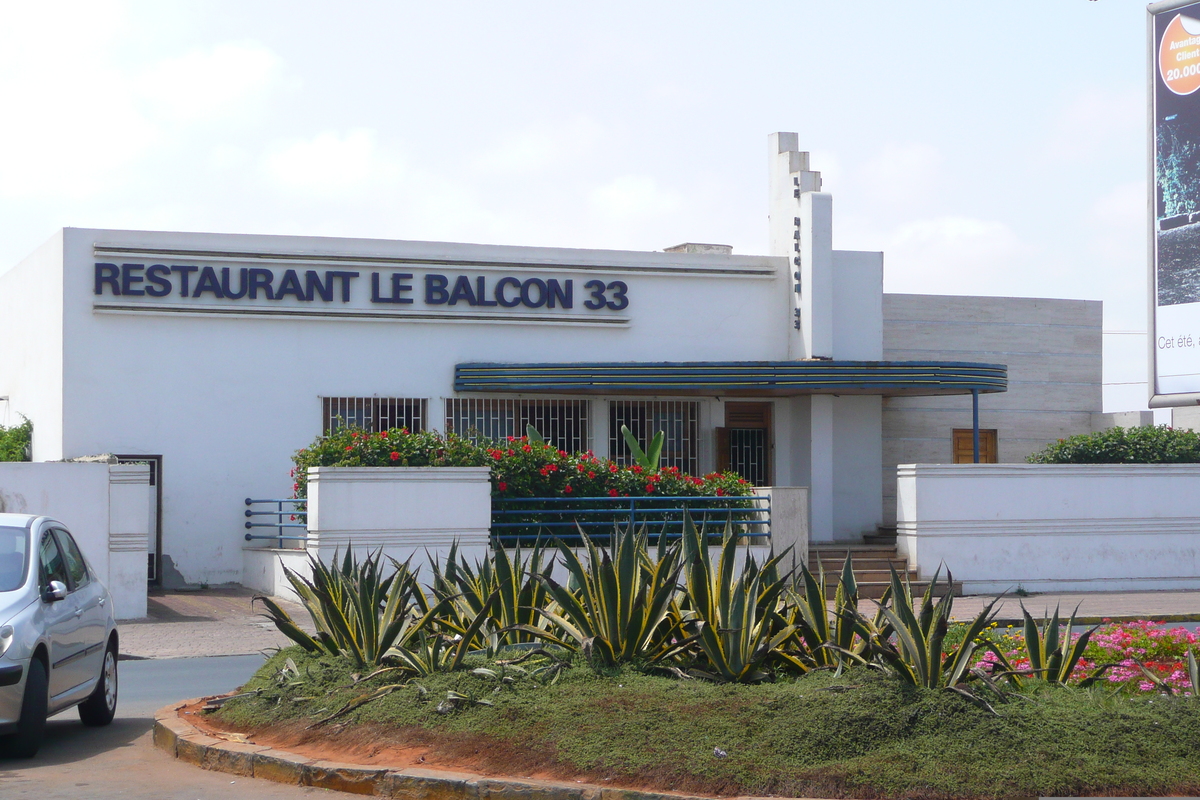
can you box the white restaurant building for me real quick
[0,134,1111,589]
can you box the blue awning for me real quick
[454,360,1006,397]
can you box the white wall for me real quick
[304,466,492,565]
[55,228,791,586]
[881,294,1103,526]
[0,461,150,618]
[0,232,65,460]
[896,463,1200,593]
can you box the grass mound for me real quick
[215,647,1200,800]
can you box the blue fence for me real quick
[491,495,769,545]
[243,498,308,549]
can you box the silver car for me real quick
[0,513,118,758]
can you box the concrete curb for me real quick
[154,699,775,800]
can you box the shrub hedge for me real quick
[291,426,753,500]
[1026,424,1200,464]
[0,417,31,462]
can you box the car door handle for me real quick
[75,608,83,617]
[98,598,106,607]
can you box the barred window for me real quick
[609,400,700,475]
[322,397,426,434]
[445,398,589,452]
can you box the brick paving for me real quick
[951,589,1200,624]
[119,586,307,659]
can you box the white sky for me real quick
[0,1,1154,411]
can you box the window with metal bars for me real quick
[444,398,590,452]
[608,400,700,475]
[322,397,426,434]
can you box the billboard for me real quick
[1150,1,1200,405]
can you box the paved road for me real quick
[0,655,337,799]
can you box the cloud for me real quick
[0,1,154,199]
[136,42,282,121]
[475,118,604,175]
[589,175,681,219]
[1041,87,1141,164]
[853,143,944,208]
[262,130,397,194]
[881,216,1028,296]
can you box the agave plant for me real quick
[383,592,497,676]
[786,556,878,673]
[620,424,665,471]
[429,539,556,653]
[868,565,1001,690]
[255,548,439,669]
[984,603,1103,687]
[526,524,687,668]
[677,516,803,682]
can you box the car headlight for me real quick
[0,625,13,659]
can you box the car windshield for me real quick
[0,526,30,592]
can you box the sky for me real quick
[0,1,1156,411]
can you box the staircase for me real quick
[807,532,961,601]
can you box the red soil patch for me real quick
[177,697,731,797]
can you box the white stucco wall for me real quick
[48,226,799,587]
[0,232,66,461]
[896,463,1200,593]
[0,461,150,618]
[881,294,1103,526]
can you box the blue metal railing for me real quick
[491,495,769,545]
[244,498,308,549]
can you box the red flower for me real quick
[498,481,507,491]
[631,465,643,474]
[716,488,725,496]
[609,464,619,473]
[738,479,747,484]
[558,450,568,457]
[540,467,550,476]
[292,482,299,491]
[523,444,533,452]
[492,451,503,460]
[344,445,353,451]
[390,451,400,461]
[608,489,619,496]
[587,471,596,479]
[645,483,655,492]
[507,449,515,456]
[547,464,557,472]
[576,464,585,472]
[507,436,516,442]
[564,485,573,493]
[380,431,388,439]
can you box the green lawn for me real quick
[215,648,1200,800]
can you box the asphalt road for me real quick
[0,655,338,799]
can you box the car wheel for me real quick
[4,657,48,758]
[78,641,118,727]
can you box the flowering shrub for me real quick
[291,427,753,503]
[291,427,490,496]
[970,620,1199,694]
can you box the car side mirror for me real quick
[43,580,67,602]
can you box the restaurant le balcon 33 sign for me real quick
[91,262,631,325]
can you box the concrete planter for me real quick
[897,463,1200,593]
[305,466,492,567]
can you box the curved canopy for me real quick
[455,360,1006,397]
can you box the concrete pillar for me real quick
[808,395,834,542]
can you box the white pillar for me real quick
[808,395,834,542]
